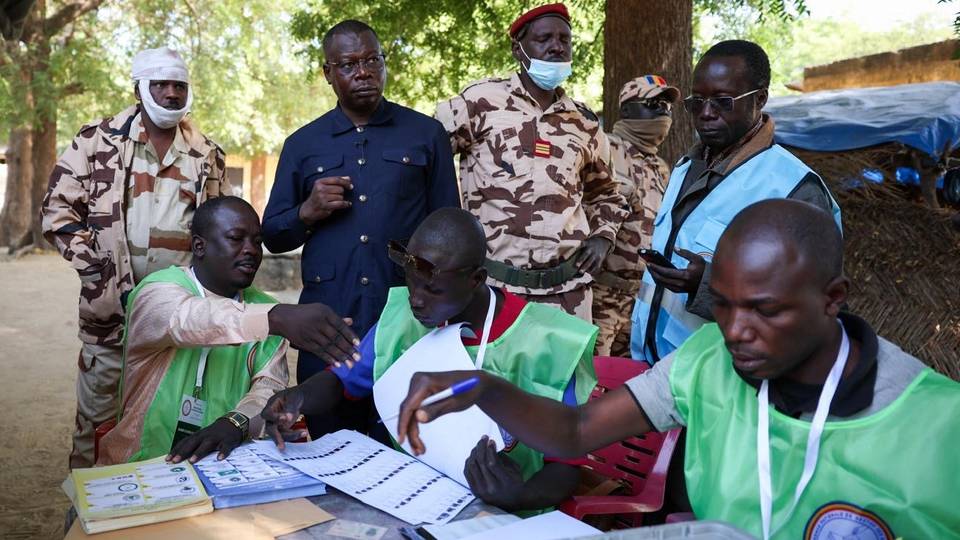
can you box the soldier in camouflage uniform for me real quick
[40,48,229,468]
[592,76,678,357]
[435,3,627,322]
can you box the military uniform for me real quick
[592,75,677,356]
[41,105,228,468]
[436,73,628,322]
[592,140,666,356]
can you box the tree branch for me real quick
[44,0,104,37]
[60,81,84,96]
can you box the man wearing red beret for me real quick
[436,2,627,324]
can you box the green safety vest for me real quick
[120,266,285,462]
[672,324,960,539]
[372,287,598,483]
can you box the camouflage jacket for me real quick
[41,105,229,346]
[601,133,668,282]
[436,73,629,295]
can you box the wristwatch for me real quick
[222,411,250,439]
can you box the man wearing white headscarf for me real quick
[41,47,231,469]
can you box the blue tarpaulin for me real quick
[765,82,960,160]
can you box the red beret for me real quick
[509,3,571,38]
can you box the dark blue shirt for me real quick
[262,99,460,356]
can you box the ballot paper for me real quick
[194,444,326,508]
[255,430,474,525]
[458,511,601,540]
[373,323,504,486]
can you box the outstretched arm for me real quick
[397,371,652,459]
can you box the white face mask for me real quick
[518,43,572,91]
[137,78,192,129]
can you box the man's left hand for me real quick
[167,418,243,464]
[645,248,706,294]
[463,436,526,510]
[574,237,613,275]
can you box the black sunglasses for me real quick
[682,88,763,114]
[387,240,477,281]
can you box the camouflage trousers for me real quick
[591,283,637,357]
[519,285,593,323]
[70,343,123,469]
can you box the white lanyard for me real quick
[471,286,497,370]
[757,320,849,540]
[187,267,241,398]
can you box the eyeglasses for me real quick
[621,99,672,117]
[387,240,477,282]
[682,88,763,114]
[325,54,387,77]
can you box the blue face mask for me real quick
[519,44,572,91]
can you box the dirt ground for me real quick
[0,253,300,540]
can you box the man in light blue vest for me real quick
[630,40,842,363]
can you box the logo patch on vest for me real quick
[804,502,894,540]
[499,427,518,452]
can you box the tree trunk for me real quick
[0,126,35,249]
[32,114,56,247]
[250,153,267,216]
[603,0,694,165]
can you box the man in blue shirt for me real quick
[262,19,460,437]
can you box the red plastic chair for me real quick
[558,356,682,529]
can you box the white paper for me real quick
[373,323,504,487]
[423,514,522,540]
[254,430,474,525]
[459,511,601,540]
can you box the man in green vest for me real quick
[98,196,360,465]
[394,200,960,538]
[261,208,598,512]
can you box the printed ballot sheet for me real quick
[372,323,504,487]
[195,445,311,489]
[71,457,208,519]
[255,430,474,525]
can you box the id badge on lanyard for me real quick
[756,320,849,539]
[171,268,219,449]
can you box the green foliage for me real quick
[289,0,604,112]
[697,3,955,94]
[56,0,334,156]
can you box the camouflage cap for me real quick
[619,75,680,106]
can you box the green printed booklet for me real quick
[64,456,213,534]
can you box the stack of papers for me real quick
[64,457,212,534]
[194,444,326,508]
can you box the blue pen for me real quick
[379,376,480,424]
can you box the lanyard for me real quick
[757,320,849,540]
[188,268,211,397]
[471,286,497,370]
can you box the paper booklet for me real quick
[255,429,474,526]
[372,323,505,487]
[194,443,327,509]
[65,456,212,534]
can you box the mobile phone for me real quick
[639,248,677,269]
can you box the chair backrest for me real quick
[574,356,670,497]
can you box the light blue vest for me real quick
[629,144,842,362]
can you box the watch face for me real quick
[229,413,249,428]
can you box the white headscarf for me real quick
[131,47,193,129]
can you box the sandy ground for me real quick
[0,253,300,539]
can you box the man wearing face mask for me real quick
[592,76,677,357]
[630,40,842,364]
[42,47,230,469]
[435,3,627,323]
